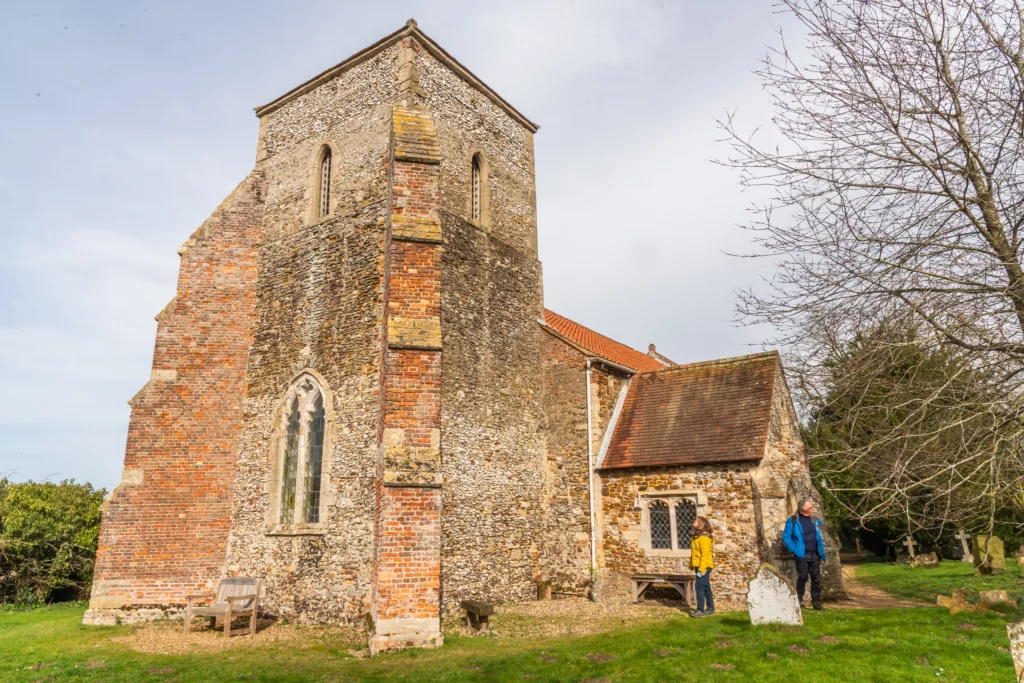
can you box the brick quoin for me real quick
[370,103,445,653]
[85,173,264,622]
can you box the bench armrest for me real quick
[225,593,258,603]
[185,593,216,602]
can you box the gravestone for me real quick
[909,552,939,568]
[902,535,918,558]
[955,529,974,564]
[973,535,1005,576]
[1007,620,1024,681]
[1014,547,1024,567]
[747,563,803,626]
[980,589,1016,613]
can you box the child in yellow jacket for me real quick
[690,516,715,617]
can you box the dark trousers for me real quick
[695,568,714,612]
[796,554,822,603]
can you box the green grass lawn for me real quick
[857,560,1024,609]
[0,603,1015,682]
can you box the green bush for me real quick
[0,479,105,605]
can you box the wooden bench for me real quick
[629,573,696,607]
[460,599,494,633]
[183,577,262,638]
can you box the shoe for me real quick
[812,601,825,611]
[704,609,715,616]
[689,610,705,618]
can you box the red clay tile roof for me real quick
[542,309,667,373]
[599,352,780,469]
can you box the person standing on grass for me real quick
[783,496,827,611]
[690,516,715,617]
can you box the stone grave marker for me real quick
[955,529,974,564]
[980,589,1016,613]
[909,552,939,568]
[1007,620,1024,681]
[973,535,1005,575]
[747,563,803,626]
[902,535,918,558]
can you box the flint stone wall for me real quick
[597,465,760,606]
[222,47,398,624]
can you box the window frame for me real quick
[308,143,334,225]
[266,371,333,536]
[466,149,490,229]
[639,491,707,558]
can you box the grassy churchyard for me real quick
[2,564,1019,682]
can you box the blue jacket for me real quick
[783,514,826,561]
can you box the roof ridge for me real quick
[637,350,780,376]
[542,309,667,372]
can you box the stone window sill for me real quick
[644,549,692,559]
[265,524,326,537]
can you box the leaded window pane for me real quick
[303,396,326,524]
[471,155,481,222]
[676,498,697,549]
[279,398,301,524]
[650,501,671,549]
[319,151,331,218]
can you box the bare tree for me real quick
[721,0,1024,534]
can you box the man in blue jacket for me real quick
[783,497,826,610]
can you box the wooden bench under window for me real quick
[183,577,262,638]
[629,573,696,607]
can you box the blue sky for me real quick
[0,1,796,492]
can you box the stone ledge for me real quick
[383,471,443,487]
[387,317,442,350]
[392,214,442,243]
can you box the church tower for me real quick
[86,21,546,653]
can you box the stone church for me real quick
[84,21,841,652]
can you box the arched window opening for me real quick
[318,148,332,219]
[274,374,329,527]
[279,398,301,524]
[302,395,326,523]
[471,153,482,223]
[649,501,671,549]
[675,498,697,549]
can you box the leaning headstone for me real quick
[973,535,1005,575]
[909,552,940,568]
[1007,620,1024,682]
[747,563,803,626]
[955,529,974,564]
[980,589,1017,614]
[902,535,918,558]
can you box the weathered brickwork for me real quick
[371,101,445,652]
[85,172,265,625]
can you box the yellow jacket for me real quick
[691,535,715,573]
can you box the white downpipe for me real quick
[585,360,597,573]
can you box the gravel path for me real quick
[829,565,927,609]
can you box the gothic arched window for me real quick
[274,374,329,527]
[318,146,332,219]
[675,498,697,549]
[649,501,671,549]
[471,152,482,223]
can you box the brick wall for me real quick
[85,172,264,624]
